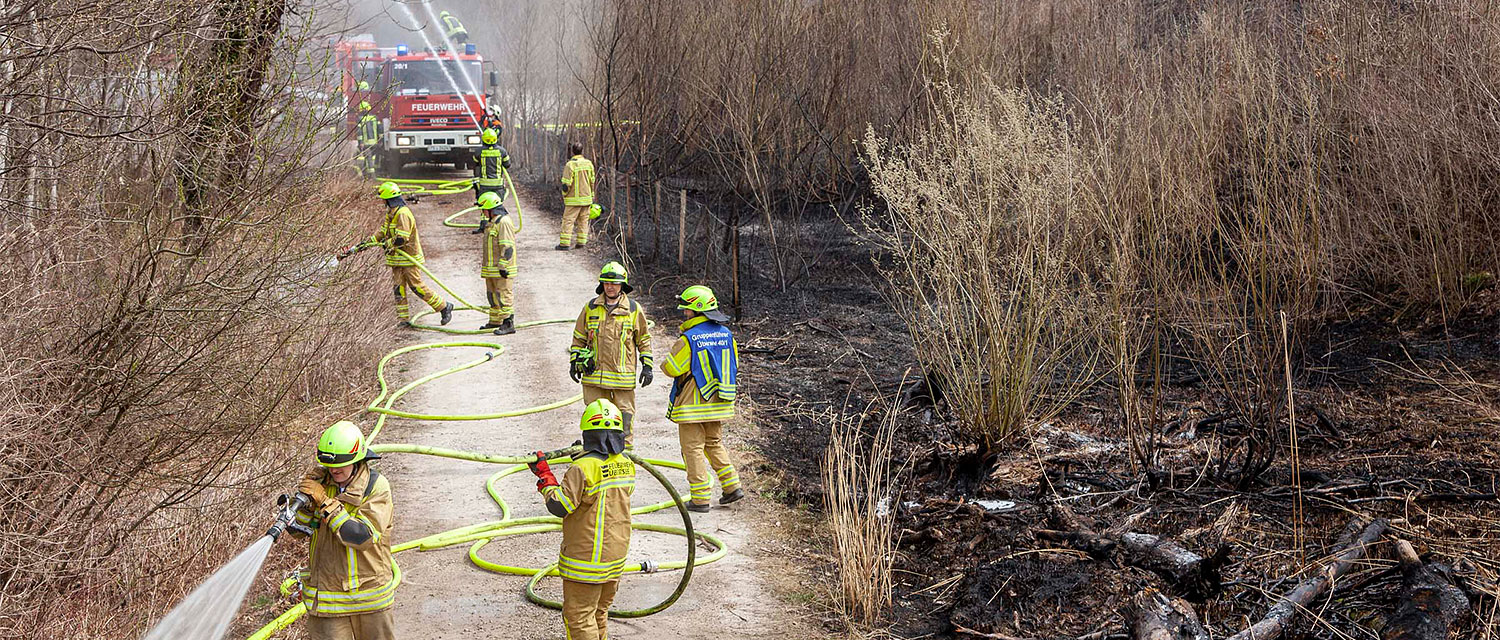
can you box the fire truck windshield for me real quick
[389,59,481,94]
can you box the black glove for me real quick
[498,268,509,278]
[639,365,653,387]
[471,217,489,235]
[569,367,582,383]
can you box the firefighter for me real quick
[292,421,397,640]
[557,142,595,250]
[342,182,454,328]
[439,10,468,44]
[478,106,503,136]
[476,191,518,335]
[529,399,634,640]
[568,262,651,446]
[356,101,380,178]
[661,285,744,512]
[472,127,510,204]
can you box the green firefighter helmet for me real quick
[579,399,624,432]
[377,181,402,200]
[358,100,372,112]
[316,421,367,468]
[481,128,499,145]
[596,261,633,294]
[357,80,371,91]
[588,204,603,220]
[599,261,629,284]
[678,284,731,322]
[476,191,502,210]
[677,285,719,312]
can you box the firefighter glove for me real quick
[532,453,560,490]
[297,476,329,508]
[317,498,344,521]
[498,268,509,278]
[639,365,653,387]
[528,451,551,476]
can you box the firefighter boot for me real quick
[686,502,711,513]
[492,317,516,336]
[440,302,454,326]
[720,488,746,505]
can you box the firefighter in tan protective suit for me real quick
[341,182,454,328]
[530,399,635,640]
[476,191,518,335]
[292,421,398,640]
[557,143,595,250]
[662,285,745,513]
[568,262,652,446]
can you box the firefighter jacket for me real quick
[540,453,635,583]
[473,144,511,189]
[368,205,424,267]
[292,464,398,617]
[570,294,652,389]
[661,316,739,423]
[357,114,379,147]
[441,12,468,42]
[560,154,596,206]
[481,213,517,278]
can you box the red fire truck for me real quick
[335,36,497,174]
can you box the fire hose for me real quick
[246,205,719,640]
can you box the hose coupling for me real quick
[639,559,658,574]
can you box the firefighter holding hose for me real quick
[291,421,398,640]
[341,182,454,328]
[472,127,510,204]
[569,262,652,446]
[530,400,635,640]
[476,191,518,335]
[662,285,745,512]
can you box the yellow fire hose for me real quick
[247,197,718,639]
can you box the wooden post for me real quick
[731,217,740,318]
[652,182,661,262]
[625,176,634,243]
[610,167,617,228]
[677,190,686,267]
[701,208,713,279]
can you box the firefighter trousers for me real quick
[305,609,396,640]
[562,578,618,640]
[390,266,445,322]
[582,385,635,446]
[356,145,377,177]
[677,421,741,505]
[484,276,513,323]
[559,205,590,247]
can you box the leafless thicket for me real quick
[863,2,1499,473]
[0,1,391,637]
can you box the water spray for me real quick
[392,1,479,126]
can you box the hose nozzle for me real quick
[266,492,311,541]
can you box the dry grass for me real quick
[0,2,393,637]
[822,404,901,629]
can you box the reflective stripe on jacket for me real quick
[662,316,738,423]
[540,454,635,583]
[569,294,651,389]
[481,214,517,278]
[296,464,399,617]
[357,115,379,146]
[474,144,510,187]
[560,155,595,206]
[368,205,423,266]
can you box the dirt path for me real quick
[370,180,806,639]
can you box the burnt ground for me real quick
[542,181,1500,639]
